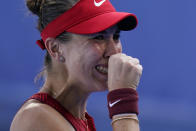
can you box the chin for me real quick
[91,81,108,92]
[84,72,108,92]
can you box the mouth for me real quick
[95,65,108,75]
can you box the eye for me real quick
[93,35,104,40]
[113,34,120,41]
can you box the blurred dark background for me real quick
[1,0,196,131]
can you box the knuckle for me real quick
[134,58,140,63]
[123,62,134,71]
[127,56,133,59]
[135,65,143,74]
[121,53,127,56]
[138,64,143,71]
[126,60,134,67]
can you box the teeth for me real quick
[96,66,108,74]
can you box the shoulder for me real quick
[10,100,75,131]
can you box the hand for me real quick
[108,53,143,91]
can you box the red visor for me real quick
[36,0,138,50]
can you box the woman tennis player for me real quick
[10,0,143,130]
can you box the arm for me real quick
[108,53,143,131]
[111,114,139,131]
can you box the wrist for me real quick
[112,113,139,125]
[108,83,138,92]
[107,88,139,119]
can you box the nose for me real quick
[103,39,122,59]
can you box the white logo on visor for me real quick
[94,0,106,7]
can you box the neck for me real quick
[56,82,90,120]
[40,75,90,120]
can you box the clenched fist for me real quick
[108,53,143,91]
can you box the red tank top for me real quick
[29,93,96,131]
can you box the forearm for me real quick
[111,114,139,131]
[112,118,139,131]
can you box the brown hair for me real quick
[26,0,79,82]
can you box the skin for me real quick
[10,25,142,131]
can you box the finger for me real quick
[135,64,143,75]
[128,58,140,65]
[109,53,124,62]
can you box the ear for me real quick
[45,37,59,60]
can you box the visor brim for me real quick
[66,12,138,34]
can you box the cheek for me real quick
[72,47,99,73]
[92,43,106,55]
